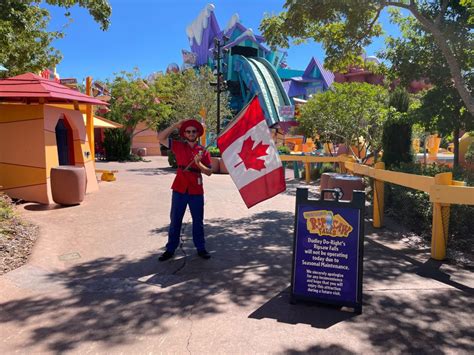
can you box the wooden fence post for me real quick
[85,77,94,165]
[373,162,385,228]
[338,155,347,173]
[431,172,452,260]
[305,162,311,183]
[293,162,300,179]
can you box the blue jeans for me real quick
[166,191,206,253]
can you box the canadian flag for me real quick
[217,96,286,208]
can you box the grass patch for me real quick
[0,193,14,222]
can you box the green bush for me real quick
[386,185,432,236]
[0,194,14,222]
[385,162,474,256]
[310,163,336,180]
[278,145,291,155]
[207,146,221,157]
[389,87,410,113]
[382,114,413,168]
[167,150,177,168]
[382,88,413,168]
[465,140,474,164]
[103,128,132,161]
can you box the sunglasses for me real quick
[185,130,197,134]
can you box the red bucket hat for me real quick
[179,119,204,138]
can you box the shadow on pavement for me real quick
[127,167,176,176]
[248,287,356,328]
[21,203,75,212]
[284,344,356,354]
[0,211,472,353]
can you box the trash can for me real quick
[50,166,86,205]
[320,172,342,199]
[328,175,364,202]
[320,172,341,190]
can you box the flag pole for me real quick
[183,95,259,172]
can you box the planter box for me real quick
[50,166,86,205]
[209,157,229,174]
[219,158,229,174]
[210,157,220,173]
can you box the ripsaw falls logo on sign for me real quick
[303,210,353,238]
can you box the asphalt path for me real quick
[0,157,472,354]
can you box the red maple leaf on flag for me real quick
[234,136,269,171]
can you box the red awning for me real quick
[0,73,107,105]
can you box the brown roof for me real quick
[0,73,107,105]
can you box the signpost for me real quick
[60,78,78,89]
[291,188,365,314]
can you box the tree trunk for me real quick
[407,4,474,116]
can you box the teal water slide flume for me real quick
[235,55,292,127]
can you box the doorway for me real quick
[55,117,74,165]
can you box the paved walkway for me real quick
[1,157,473,354]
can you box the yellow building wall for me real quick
[0,105,50,203]
[132,122,162,155]
[0,104,99,204]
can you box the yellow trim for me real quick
[0,163,46,189]
[0,105,43,123]
[82,114,123,129]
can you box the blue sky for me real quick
[45,0,401,82]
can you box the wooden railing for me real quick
[280,154,348,183]
[279,154,474,260]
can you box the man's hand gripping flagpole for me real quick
[182,140,216,172]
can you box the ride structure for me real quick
[185,4,303,129]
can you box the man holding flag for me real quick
[157,118,213,261]
[156,96,286,261]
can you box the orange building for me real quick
[0,73,107,204]
[131,121,162,156]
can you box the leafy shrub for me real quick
[382,111,413,168]
[207,146,221,157]
[128,154,144,162]
[385,185,432,236]
[310,163,336,180]
[465,141,474,164]
[389,87,410,113]
[103,128,132,161]
[0,194,14,222]
[278,145,291,155]
[167,150,177,168]
[385,162,474,255]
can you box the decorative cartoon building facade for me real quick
[0,73,106,204]
[185,4,295,129]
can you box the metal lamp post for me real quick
[212,36,229,135]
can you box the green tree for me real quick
[174,67,232,136]
[382,88,414,168]
[105,69,166,156]
[0,0,111,76]
[299,82,389,163]
[413,86,473,166]
[150,71,184,131]
[381,10,473,167]
[260,0,474,115]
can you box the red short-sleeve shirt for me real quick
[170,140,211,195]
